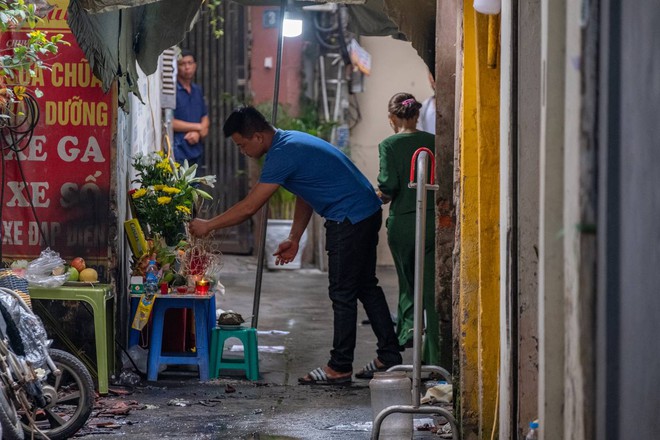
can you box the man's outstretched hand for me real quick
[273,238,299,266]
[189,218,211,237]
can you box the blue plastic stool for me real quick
[209,327,259,381]
[130,295,214,381]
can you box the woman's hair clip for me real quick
[402,98,416,107]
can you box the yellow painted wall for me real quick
[458,2,500,438]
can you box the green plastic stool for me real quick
[209,327,259,381]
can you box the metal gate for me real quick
[179,3,252,254]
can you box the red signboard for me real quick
[1,2,115,281]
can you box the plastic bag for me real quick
[116,369,141,387]
[213,280,225,306]
[121,345,164,374]
[122,345,148,373]
[0,287,51,368]
[25,248,67,287]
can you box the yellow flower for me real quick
[12,86,26,101]
[28,30,47,44]
[131,150,215,244]
[156,160,172,174]
[132,188,147,199]
[176,205,191,215]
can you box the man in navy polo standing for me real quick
[172,49,209,168]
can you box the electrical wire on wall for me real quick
[347,94,362,129]
[0,93,50,263]
[311,5,362,146]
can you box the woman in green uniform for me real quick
[377,92,439,366]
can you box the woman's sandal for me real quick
[298,367,352,385]
[354,359,389,379]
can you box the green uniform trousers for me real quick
[386,211,439,366]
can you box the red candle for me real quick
[195,279,209,294]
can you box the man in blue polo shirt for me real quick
[189,106,402,385]
[172,49,209,167]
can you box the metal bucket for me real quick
[369,371,413,439]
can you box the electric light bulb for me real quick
[283,12,302,38]
[474,0,501,14]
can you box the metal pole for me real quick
[372,149,447,440]
[319,55,330,121]
[411,151,428,407]
[252,0,286,329]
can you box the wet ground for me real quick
[77,256,453,439]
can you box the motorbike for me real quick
[0,281,94,440]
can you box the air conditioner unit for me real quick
[160,48,177,109]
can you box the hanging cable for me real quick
[0,93,39,152]
[313,4,356,131]
[313,11,341,50]
[313,13,338,33]
[347,94,362,129]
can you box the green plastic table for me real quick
[28,283,115,395]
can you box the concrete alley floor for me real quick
[79,255,453,439]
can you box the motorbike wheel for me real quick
[0,382,25,440]
[19,349,95,440]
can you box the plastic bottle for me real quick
[144,260,159,296]
[369,371,412,439]
[525,420,539,440]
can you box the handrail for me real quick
[409,147,436,185]
[372,148,455,440]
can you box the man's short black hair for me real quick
[223,106,272,138]
[179,48,196,62]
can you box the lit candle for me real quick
[195,278,209,294]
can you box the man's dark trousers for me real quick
[325,209,402,373]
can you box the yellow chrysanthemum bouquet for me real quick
[130,151,216,246]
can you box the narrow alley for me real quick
[79,256,452,439]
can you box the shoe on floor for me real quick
[298,367,352,385]
[355,359,390,379]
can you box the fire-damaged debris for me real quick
[218,311,245,326]
[198,400,218,407]
[95,398,145,416]
[116,369,142,387]
[167,398,191,407]
[75,397,144,437]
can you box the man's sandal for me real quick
[298,367,352,385]
[354,359,389,379]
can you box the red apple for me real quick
[70,257,86,272]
